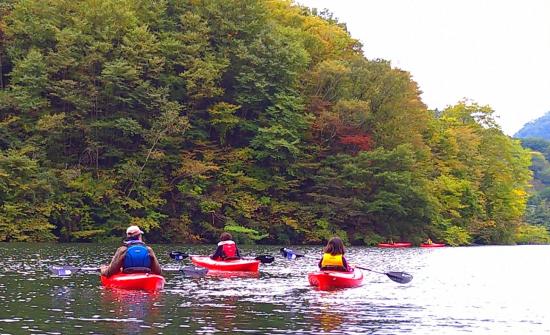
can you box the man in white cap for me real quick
[100,225,162,277]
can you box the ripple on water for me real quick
[0,244,549,334]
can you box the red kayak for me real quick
[378,242,412,248]
[190,256,260,272]
[420,243,446,248]
[100,273,165,291]
[308,269,364,291]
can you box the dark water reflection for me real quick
[0,243,549,334]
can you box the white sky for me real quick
[296,0,550,135]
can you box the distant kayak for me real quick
[420,243,446,248]
[378,242,412,248]
[308,269,364,290]
[190,256,260,272]
[100,273,165,291]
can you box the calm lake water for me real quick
[0,243,548,334]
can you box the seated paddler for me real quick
[100,225,162,277]
[211,232,241,261]
[318,236,352,272]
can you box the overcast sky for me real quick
[296,0,550,136]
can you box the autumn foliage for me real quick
[0,0,542,245]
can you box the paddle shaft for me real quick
[49,265,181,276]
[169,251,274,264]
[354,266,384,275]
[280,248,413,284]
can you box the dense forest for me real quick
[0,0,547,245]
[519,137,550,233]
[514,113,550,239]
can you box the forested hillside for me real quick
[0,0,546,245]
[520,137,550,235]
[515,112,550,140]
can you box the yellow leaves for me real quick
[513,189,527,198]
[514,224,550,244]
[129,216,159,232]
[265,0,360,63]
[36,113,66,132]
[229,192,261,219]
[307,60,351,102]
[281,215,299,229]
[149,150,165,161]
[173,155,220,179]
[0,115,20,128]
[122,198,143,210]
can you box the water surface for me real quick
[0,243,548,334]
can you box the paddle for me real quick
[168,251,275,264]
[167,251,209,277]
[48,265,183,276]
[279,248,413,284]
[49,265,99,276]
[179,265,208,277]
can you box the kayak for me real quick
[190,256,260,272]
[378,242,412,248]
[308,269,364,291]
[100,273,165,291]
[420,243,446,248]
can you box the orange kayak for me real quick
[420,243,446,248]
[100,273,165,291]
[190,256,260,272]
[308,269,363,290]
[378,242,412,248]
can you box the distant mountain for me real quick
[515,112,550,140]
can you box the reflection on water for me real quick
[0,243,549,334]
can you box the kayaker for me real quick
[100,225,162,277]
[318,236,351,272]
[211,232,241,260]
[425,238,433,245]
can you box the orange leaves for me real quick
[339,134,373,152]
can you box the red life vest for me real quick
[218,240,238,259]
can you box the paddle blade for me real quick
[169,251,189,261]
[280,248,302,260]
[49,266,80,276]
[255,255,274,264]
[180,266,208,277]
[386,271,413,284]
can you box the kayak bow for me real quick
[190,256,260,272]
[377,242,412,248]
[420,243,446,248]
[308,269,364,290]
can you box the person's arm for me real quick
[342,256,351,272]
[235,246,241,258]
[100,246,126,277]
[211,245,223,260]
[147,247,162,275]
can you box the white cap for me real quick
[126,225,144,237]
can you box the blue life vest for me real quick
[123,241,151,272]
